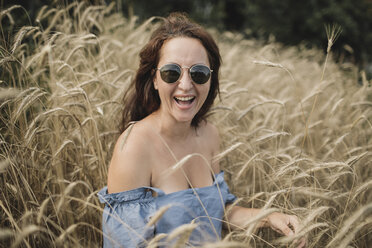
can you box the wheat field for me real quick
[0,3,371,248]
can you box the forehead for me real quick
[158,37,209,66]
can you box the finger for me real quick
[274,221,294,236]
[296,237,307,248]
[282,225,295,237]
[289,215,301,233]
[288,216,306,247]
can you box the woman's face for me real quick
[154,37,211,124]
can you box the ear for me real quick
[152,69,158,90]
[153,79,158,90]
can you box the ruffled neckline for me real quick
[98,171,226,204]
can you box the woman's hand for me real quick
[226,205,306,247]
[265,212,306,248]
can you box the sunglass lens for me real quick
[159,64,181,83]
[190,65,211,84]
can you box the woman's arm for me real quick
[209,124,305,247]
[107,125,152,193]
[226,205,299,233]
[225,205,306,248]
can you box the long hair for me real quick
[120,12,221,132]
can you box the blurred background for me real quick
[2,0,372,76]
[1,1,371,247]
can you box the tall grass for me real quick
[1,2,371,247]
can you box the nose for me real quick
[178,68,193,91]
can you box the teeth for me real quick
[175,96,194,101]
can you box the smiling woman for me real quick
[154,37,211,125]
[98,13,306,248]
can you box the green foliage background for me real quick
[2,0,372,69]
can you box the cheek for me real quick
[157,82,175,100]
[202,83,211,98]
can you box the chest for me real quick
[149,137,214,194]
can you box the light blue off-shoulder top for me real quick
[98,171,237,247]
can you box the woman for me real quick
[98,13,306,248]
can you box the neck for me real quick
[152,110,195,140]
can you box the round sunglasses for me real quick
[156,63,213,85]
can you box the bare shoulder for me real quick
[199,121,221,174]
[107,122,152,193]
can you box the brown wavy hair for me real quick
[120,12,221,132]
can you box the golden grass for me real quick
[0,2,371,247]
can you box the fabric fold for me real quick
[98,171,237,248]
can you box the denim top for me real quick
[98,171,236,247]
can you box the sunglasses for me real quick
[156,63,213,85]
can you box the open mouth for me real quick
[174,96,195,105]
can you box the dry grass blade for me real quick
[23,107,74,143]
[6,182,18,194]
[0,56,16,66]
[253,60,284,68]
[236,153,260,180]
[350,115,372,129]
[0,228,14,240]
[25,44,51,69]
[0,200,21,235]
[325,24,342,53]
[147,205,172,227]
[0,158,10,173]
[56,181,92,214]
[0,5,21,22]
[238,100,284,121]
[166,223,198,245]
[64,45,85,63]
[11,26,39,54]
[55,224,79,244]
[37,198,50,224]
[334,133,349,146]
[201,241,248,248]
[276,222,329,244]
[44,9,65,33]
[13,87,47,123]
[147,233,168,248]
[326,203,372,247]
[244,208,278,236]
[301,206,330,227]
[300,24,342,149]
[161,153,210,179]
[11,225,45,248]
[346,151,369,166]
[53,139,74,158]
[294,188,336,202]
[330,98,344,114]
[213,142,243,163]
[351,180,372,202]
[305,161,351,174]
[244,195,283,237]
[336,217,372,248]
[36,6,57,21]
[255,131,290,143]
[98,67,118,77]
[350,101,372,107]
[277,158,311,176]
[35,5,48,22]
[0,5,21,16]
[0,88,20,100]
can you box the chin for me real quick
[174,113,196,123]
[175,117,194,124]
